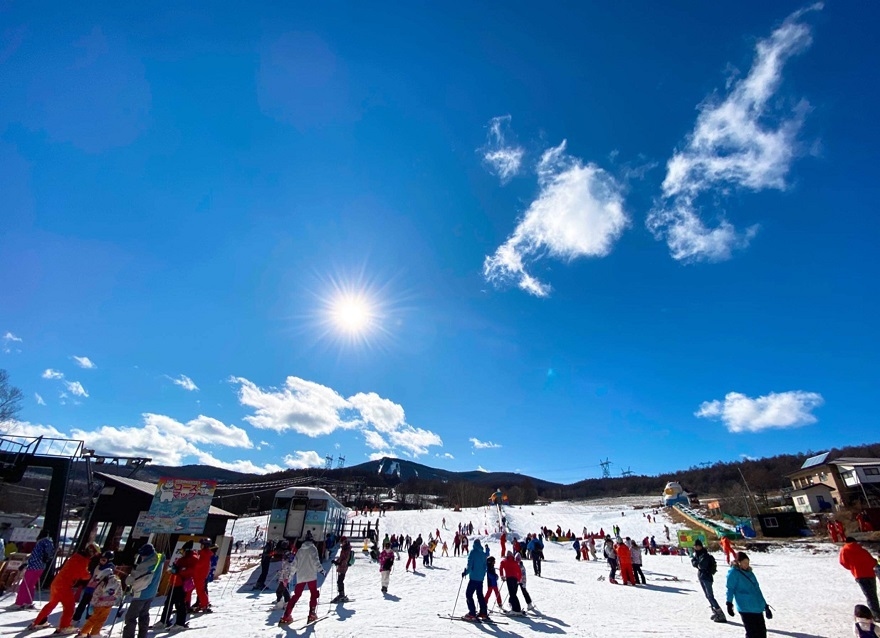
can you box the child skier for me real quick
[75,565,122,638]
[514,553,535,611]
[484,556,503,610]
[379,542,395,594]
[630,539,646,585]
[274,550,295,609]
[616,539,636,585]
[854,604,880,637]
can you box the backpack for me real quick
[705,553,717,575]
[347,550,356,567]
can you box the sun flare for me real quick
[330,294,374,334]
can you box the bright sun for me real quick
[330,294,374,334]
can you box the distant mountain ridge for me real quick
[350,457,561,490]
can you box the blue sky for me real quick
[2,1,878,483]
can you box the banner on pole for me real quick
[140,478,218,534]
[677,529,708,548]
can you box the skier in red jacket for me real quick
[840,537,880,620]
[616,539,636,585]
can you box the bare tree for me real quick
[0,369,24,427]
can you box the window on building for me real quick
[764,517,779,528]
[840,471,854,480]
[796,497,806,505]
[863,468,880,476]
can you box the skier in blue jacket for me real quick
[461,539,488,620]
[726,552,771,638]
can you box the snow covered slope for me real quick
[0,498,851,637]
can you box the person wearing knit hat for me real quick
[726,552,771,637]
[124,543,163,638]
[691,538,725,624]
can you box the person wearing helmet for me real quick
[73,551,115,624]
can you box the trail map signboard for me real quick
[677,529,708,549]
[140,478,218,534]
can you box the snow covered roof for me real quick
[95,472,237,518]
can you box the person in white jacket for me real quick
[629,539,646,584]
[279,532,325,626]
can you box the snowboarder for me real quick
[840,537,880,620]
[279,533,325,626]
[692,539,725,623]
[122,543,164,638]
[726,552,771,637]
[379,542,395,593]
[330,536,352,603]
[461,538,488,621]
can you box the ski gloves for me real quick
[764,605,773,620]
[726,602,735,617]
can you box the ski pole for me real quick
[450,575,465,619]
[107,592,128,637]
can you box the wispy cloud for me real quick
[648,4,822,261]
[34,393,45,406]
[696,390,824,433]
[476,465,490,473]
[72,356,96,369]
[63,380,89,398]
[2,332,22,353]
[481,115,524,184]
[42,368,64,380]
[437,452,454,460]
[484,140,628,297]
[231,376,444,458]
[167,374,199,392]
[469,437,501,450]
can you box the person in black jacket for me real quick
[406,535,421,572]
[253,540,276,590]
[691,539,725,623]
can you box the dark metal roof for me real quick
[95,472,237,519]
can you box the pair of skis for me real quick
[437,613,508,625]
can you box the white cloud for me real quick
[481,115,524,183]
[231,375,444,458]
[191,450,283,475]
[348,392,405,433]
[2,332,22,353]
[283,451,325,469]
[142,413,252,449]
[63,380,89,398]
[437,452,454,460]
[72,356,96,369]
[368,451,391,461]
[469,437,501,450]
[168,374,199,392]
[34,392,45,406]
[42,369,64,380]
[649,4,822,261]
[484,141,628,297]
[232,376,351,436]
[0,420,65,439]
[695,390,824,433]
[363,429,389,450]
[390,426,443,456]
[476,465,490,473]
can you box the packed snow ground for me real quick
[0,498,856,637]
